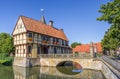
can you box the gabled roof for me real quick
[20,15,68,41]
[73,42,102,53]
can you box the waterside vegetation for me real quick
[0,33,15,66]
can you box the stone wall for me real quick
[40,58,102,70]
[13,57,40,67]
[13,57,29,67]
[101,60,119,79]
[29,58,40,66]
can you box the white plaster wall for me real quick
[13,17,27,35]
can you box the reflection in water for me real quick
[0,66,106,79]
[57,66,80,75]
[40,67,106,79]
[0,66,14,79]
[14,66,40,79]
[57,61,83,73]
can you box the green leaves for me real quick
[98,0,120,53]
[0,33,15,54]
[97,0,120,24]
[71,42,81,48]
[101,25,120,51]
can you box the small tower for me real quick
[41,16,46,24]
[40,9,46,24]
[90,42,94,57]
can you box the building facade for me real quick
[12,15,72,67]
[73,42,102,54]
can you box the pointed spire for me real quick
[41,16,46,24]
[40,9,46,24]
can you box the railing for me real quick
[39,54,92,59]
[102,56,120,71]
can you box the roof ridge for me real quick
[20,15,41,23]
[20,15,62,31]
[19,15,68,41]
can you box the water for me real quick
[0,66,106,79]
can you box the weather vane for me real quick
[41,8,44,15]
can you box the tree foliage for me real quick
[0,33,15,54]
[97,0,120,54]
[71,42,81,48]
[101,25,120,51]
[97,0,120,24]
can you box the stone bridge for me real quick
[14,54,119,79]
[39,54,102,70]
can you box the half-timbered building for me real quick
[12,15,72,58]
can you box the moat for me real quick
[0,66,106,79]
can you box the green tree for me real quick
[97,0,120,24]
[0,33,15,54]
[71,42,81,48]
[97,0,120,55]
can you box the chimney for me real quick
[49,20,53,27]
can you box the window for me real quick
[42,35,49,41]
[53,38,58,42]
[45,36,47,40]
[61,48,63,53]
[46,36,49,41]
[28,46,31,54]
[28,33,33,41]
[53,38,55,42]
[23,49,25,54]
[28,33,32,37]
[62,40,64,45]
[42,35,45,40]
[17,49,19,54]
[56,38,58,42]
[54,47,57,54]
[65,41,68,46]
[37,47,40,54]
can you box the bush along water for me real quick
[0,53,14,66]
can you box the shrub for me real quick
[0,54,14,66]
[96,53,103,57]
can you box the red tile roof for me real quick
[73,42,102,53]
[21,16,68,41]
[96,42,102,53]
[73,44,90,53]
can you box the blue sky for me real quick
[0,0,111,44]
